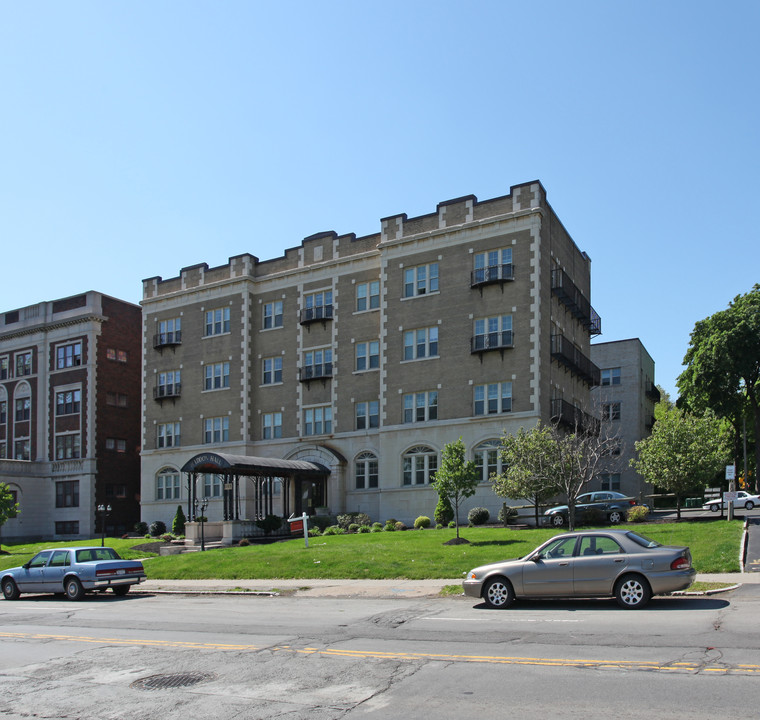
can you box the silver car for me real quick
[463,530,696,609]
[2,546,146,601]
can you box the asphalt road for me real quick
[1,585,759,719]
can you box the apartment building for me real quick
[0,292,142,541]
[590,338,659,503]
[141,181,602,528]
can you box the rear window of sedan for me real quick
[625,531,661,549]
[75,548,121,563]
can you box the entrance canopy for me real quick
[181,451,329,478]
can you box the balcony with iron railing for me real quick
[471,330,514,355]
[551,269,602,335]
[153,383,182,401]
[299,305,334,326]
[646,383,661,403]
[470,263,515,289]
[153,330,182,350]
[551,398,600,434]
[298,363,333,383]
[550,334,600,386]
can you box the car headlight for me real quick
[466,571,478,581]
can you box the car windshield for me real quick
[75,548,121,562]
[625,531,661,549]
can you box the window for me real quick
[263,301,283,329]
[578,535,622,556]
[601,367,622,386]
[474,439,504,482]
[204,416,229,444]
[473,315,513,351]
[602,402,621,421]
[156,317,182,345]
[203,473,223,498]
[106,348,128,362]
[302,291,333,322]
[302,349,332,380]
[158,422,181,448]
[106,484,127,498]
[14,439,30,461]
[106,438,127,452]
[15,397,30,422]
[600,473,621,492]
[473,247,513,283]
[204,362,230,390]
[403,263,439,298]
[106,392,128,407]
[0,356,9,380]
[205,307,231,336]
[0,442,6,459]
[56,480,79,508]
[55,434,81,460]
[56,389,81,415]
[262,357,283,385]
[304,405,332,436]
[356,400,379,430]
[156,370,181,398]
[474,382,512,415]
[403,391,438,423]
[403,327,438,361]
[55,521,79,535]
[15,351,32,376]
[56,342,82,369]
[402,446,438,486]
[0,400,6,424]
[262,412,282,439]
[355,452,379,489]
[356,341,379,371]
[156,469,181,500]
[356,281,380,311]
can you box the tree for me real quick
[434,493,454,527]
[0,483,20,553]
[492,421,621,530]
[492,424,561,528]
[431,438,480,540]
[677,285,760,491]
[172,505,186,535]
[631,404,730,519]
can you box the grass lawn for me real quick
[0,520,744,579]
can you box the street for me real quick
[1,585,759,719]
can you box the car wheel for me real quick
[614,574,651,609]
[64,577,85,601]
[551,514,565,527]
[2,578,20,601]
[710,504,720,513]
[608,510,623,524]
[112,585,130,596]
[482,577,515,609]
[745,501,754,510]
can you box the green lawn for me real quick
[0,520,743,579]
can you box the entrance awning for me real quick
[180,451,330,478]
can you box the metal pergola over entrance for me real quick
[180,451,331,522]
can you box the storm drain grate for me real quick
[131,671,218,691]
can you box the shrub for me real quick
[323,525,345,535]
[627,505,650,523]
[308,527,322,537]
[384,522,396,532]
[358,525,371,533]
[256,514,283,535]
[149,521,166,537]
[436,523,443,529]
[134,521,149,536]
[434,494,454,526]
[348,523,360,533]
[395,521,407,531]
[370,524,383,533]
[238,538,250,547]
[172,505,186,535]
[311,515,336,532]
[414,515,431,529]
[337,512,372,530]
[160,533,175,542]
[448,520,456,529]
[468,507,490,526]
[498,504,519,525]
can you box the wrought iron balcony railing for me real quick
[153,330,182,350]
[153,383,182,401]
[551,268,602,335]
[471,263,515,288]
[471,330,514,354]
[298,363,333,382]
[299,305,334,325]
[550,334,600,386]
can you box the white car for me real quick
[703,491,760,512]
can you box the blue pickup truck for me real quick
[2,546,147,601]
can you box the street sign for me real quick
[726,465,736,480]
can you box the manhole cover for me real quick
[131,671,217,691]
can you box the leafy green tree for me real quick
[431,438,480,540]
[0,483,20,553]
[493,424,561,528]
[172,505,186,535]
[434,493,454,527]
[677,285,760,491]
[631,404,730,519]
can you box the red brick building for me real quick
[0,292,141,541]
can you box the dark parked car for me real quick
[544,491,636,527]
[2,546,146,601]
[463,529,696,609]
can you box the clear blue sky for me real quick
[2,1,758,399]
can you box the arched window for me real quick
[355,452,378,489]
[474,439,503,482]
[156,467,181,500]
[402,445,437,486]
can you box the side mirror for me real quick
[22,562,31,569]
[531,554,542,563]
